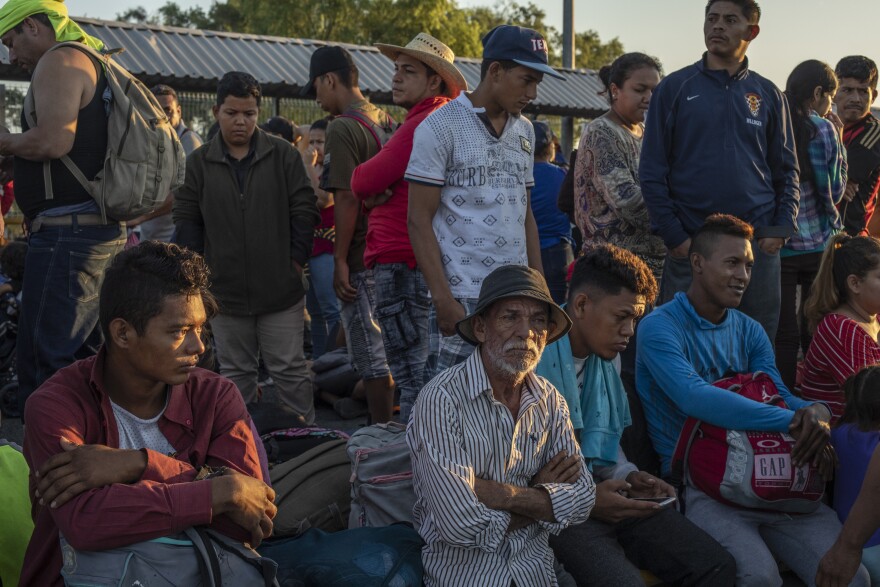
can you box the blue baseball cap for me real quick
[482,25,565,80]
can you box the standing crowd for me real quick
[1,0,880,585]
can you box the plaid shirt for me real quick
[786,113,847,251]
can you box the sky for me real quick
[70,0,880,87]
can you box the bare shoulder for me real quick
[32,45,97,86]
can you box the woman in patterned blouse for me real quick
[776,60,847,390]
[574,53,666,282]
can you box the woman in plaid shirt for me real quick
[776,60,848,389]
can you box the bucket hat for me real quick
[456,265,571,346]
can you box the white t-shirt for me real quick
[405,93,536,299]
[111,397,176,455]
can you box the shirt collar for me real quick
[220,132,257,162]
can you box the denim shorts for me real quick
[425,297,480,381]
[373,263,431,422]
[339,269,390,380]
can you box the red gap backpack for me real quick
[671,372,824,513]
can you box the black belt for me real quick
[29,214,124,233]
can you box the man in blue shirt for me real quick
[636,214,869,586]
[530,121,572,303]
[538,245,734,586]
[639,0,799,341]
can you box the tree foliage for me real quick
[114,0,623,69]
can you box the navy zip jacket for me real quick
[639,55,800,248]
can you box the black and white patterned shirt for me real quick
[405,93,536,299]
[407,348,595,587]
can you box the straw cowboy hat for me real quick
[375,33,468,98]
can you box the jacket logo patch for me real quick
[745,92,762,117]
[520,136,532,154]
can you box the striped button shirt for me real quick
[407,348,595,587]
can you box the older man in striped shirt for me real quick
[407,265,595,587]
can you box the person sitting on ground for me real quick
[801,234,880,422]
[19,241,276,587]
[407,264,595,587]
[537,244,735,586]
[823,366,880,584]
[636,214,869,587]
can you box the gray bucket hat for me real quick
[456,265,572,346]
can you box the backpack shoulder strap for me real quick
[25,42,110,201]
[337,111,383,149]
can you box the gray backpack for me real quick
[23,42,186,222]
[60,527,279,586]
[347,422,416,528]
[269,438,352,537]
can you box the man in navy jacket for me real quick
[639,0,798,341]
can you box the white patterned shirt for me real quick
[110,397,176,455]
[407,348,595,587]
[405,93,536,299]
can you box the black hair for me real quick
[420,63,448,97]
[99,241,217,342]
[839,366,880,431]
[216,71,261,108]
[598,53,663,105]
[569,243,658,304]
[0,240,26,283]
[835,56,879,91]
[480,59,519,81]
[326,66,359,90]
[705,0,761,24]
[784,60,837,185]
[805,233,880,330]
[690,214,755,258]
[310,118,329,131]
[150,84,179,101]
[12,12,51,33]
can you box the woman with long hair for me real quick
[775,60,847,390]
[574,53,666,281]
[801,234,880,421]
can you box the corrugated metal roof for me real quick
[0,17,609,117]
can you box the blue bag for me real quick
[257,524,423,587]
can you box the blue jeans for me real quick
[540,240,574,304]
[17,223,125,414]
[306,253,340,359]
[659,243,781,341]
[373,263,431,423]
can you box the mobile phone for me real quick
[631,496,677,507]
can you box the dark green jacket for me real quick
[173,129,319,316]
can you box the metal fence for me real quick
[1,80,588,154]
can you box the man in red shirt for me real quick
[834,56,880,236]
[350,33,466,422]
[19,241,275,586]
